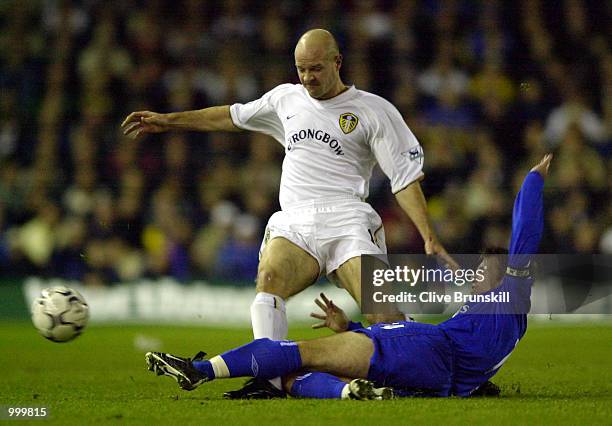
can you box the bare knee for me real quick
[255,265,278,292]
[255,263,291,298]
[256,251,318,298]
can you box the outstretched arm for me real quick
[121,106,240,138]
[395,180,459,269]
[310,293,353,332]
[508,154,553,266]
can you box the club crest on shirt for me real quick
[339,112,359,134]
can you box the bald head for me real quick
[295,29,339,60]
[294,29,344,99]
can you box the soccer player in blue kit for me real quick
[145,154,553,399]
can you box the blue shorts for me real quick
[353,322,453,396]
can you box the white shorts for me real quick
[259,197,387,277]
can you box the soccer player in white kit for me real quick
[122,29,456,398]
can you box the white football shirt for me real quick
[230,84,424,209]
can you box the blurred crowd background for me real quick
[0,0,610,285]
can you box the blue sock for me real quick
[212,338,302,379]
[192,360,215,378]
[290,372,346,399]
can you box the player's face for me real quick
[473,257,503,294]
[295,52,340,99]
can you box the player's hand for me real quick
[310,292,350,333]
[121,111,170,138]
[530,153,553,179]
[425,236,460,270]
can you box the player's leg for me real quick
[146,331,374,390]
[291,333,394,399]
[284,372,350,399]
[251,236,319,349]
[255,236,320,299]
[334,256,405,324]
[300,330,374,377]
[214,331,374,380]
[247,236,319,391]
[284,371,393,400]
[283,371,349,393]
[323,203,406,324]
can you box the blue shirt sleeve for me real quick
[347,321,364,331]
[507,171,545,268]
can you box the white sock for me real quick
[250,292,288,389]
[341,384,351,399]
[209,355,230,379]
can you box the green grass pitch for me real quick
[1,321,611,425]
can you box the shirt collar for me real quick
[302,85,358,106]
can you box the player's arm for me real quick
[395,181,459,269]
[121,106,240,138]
[507,154,552,266]
[310,293,363,333]
[369,99,458,269]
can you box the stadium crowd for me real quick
[0,0,609,285]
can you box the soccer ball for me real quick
[31,286,89,342]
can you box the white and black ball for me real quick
[31,286,89,342]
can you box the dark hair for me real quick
[481,246,509,256]
[479,246,509,283]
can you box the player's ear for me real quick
[335,54,342,70]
